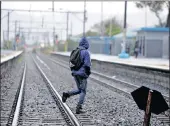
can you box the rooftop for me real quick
[137,27,169,32]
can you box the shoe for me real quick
[76,104,85,114]
[62,92,69,103]
[79,105,82,109]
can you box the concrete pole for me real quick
[122,1,127,53]
[52,1,55,51]
[145,1,147,27]
[109,17,112,37]
[101,0,104,36]
[60,30,62,40]
[66,12,69,41]
[71,21,73,36]
[7,12,10,41]
[83,0,86,37]
[3,30,5,48]
[65,12,69,52]
[14,20,17,50]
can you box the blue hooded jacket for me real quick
[72,37,91,78]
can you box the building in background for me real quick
[136,27,169,58]
[57,27,169,59]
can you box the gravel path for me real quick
[19,54,67,126]
[1,55,24,125]
[35,53,167,126]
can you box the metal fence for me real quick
[57,36,137,56]
[58,36,114,55]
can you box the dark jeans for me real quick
[134,52,138,58]
[67,75,87,105]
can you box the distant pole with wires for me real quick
[71,21,73,36]
[66,11,69,41]
[145,1,147,27]
[83,0,86,37]
[14,20,17,50]
[65,12,69,52]
[52,0,55,51]
[123,1,127,52]
[118,0,129,58]
[109,16,112,37]
[7,11,10,41]
[101,0,103,36]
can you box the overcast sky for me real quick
[1,1,168,44]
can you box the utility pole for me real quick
[118,0,129,58]
[7,12,10,41]
[66,12,69,41]
[18,21,20,34]
[18,21,21,50]
[47,32,50,46]
[14,20,17,50]
[109,17,112,37]
[53,27,55,48]
[71,21,73,36]
[52,0,55,51]
[122,1,127,53]
[83,0,86,37]
[145,1,147,27]
[3,30,5,48]
[65,12,69,52]
[42,16,44,28]
[0,1,1,47]
[60,30,62,40]
[101,0,103,36]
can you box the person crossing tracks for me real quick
[62,37,91,114]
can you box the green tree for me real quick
[3,40,12,49]
[75,17,123,37]
[85,30,100,36]
[135,1,170,27]
[91,17,123,36]
[76,30,99,37]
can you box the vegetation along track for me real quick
[47,56,170,125]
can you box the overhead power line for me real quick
[10,20,66,24]
[2,8,83,14]
[19,27,68,30]
[1,10,14,20]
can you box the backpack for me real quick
[69,47,84,70]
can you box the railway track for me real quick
[31,55,81,126]
[3,54,82,126]
[3,53,168,126]
[2,53,97,126]
[1,60,25,126]
[48,56,170,125]
[32,56,97,126]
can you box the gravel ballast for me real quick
[51,54,169,97]
[19,54,67,126]
[35,53,167,126]
[1,55,24,125]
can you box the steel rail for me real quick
[11,62,26,126]
[32,55,81,126]
[49,58,169,101]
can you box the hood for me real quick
[79,37,89,49]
